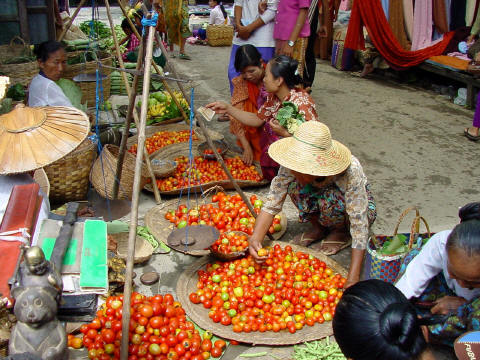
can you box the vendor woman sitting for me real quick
[396,202,480,344]
[28,41,72,107]
[247,121,376,288]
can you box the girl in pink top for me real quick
[273,0,311,76]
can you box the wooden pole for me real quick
[196,115,275,241]
[119,18,156,360]
[104,0,161,203]
[117,0,190,124]
[58,0,88,41]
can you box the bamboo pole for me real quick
[104,0,161,203]
[117,0,189,124]
[57,0,88,41]
[119,19,156,360]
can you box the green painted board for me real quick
[80,220,108,292]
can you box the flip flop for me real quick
[178,53,191,60]
[464,128,480,141]
[291,232,318,247]
[314,238,352,256]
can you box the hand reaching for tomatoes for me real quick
[248,236,267,262]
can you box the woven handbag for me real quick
[364,207,431,283]
[206,25,234,47]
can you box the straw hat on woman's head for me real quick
[268,121,352,177]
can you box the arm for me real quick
[248,210,274,260]
[238,134,254,165]
[318,0,330,37]
[206,101,264,127]
[280,8,308,57]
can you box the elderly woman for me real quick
[247,121,376,288]
[28,41,72,107]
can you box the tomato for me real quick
[200,339,212,352]
[139,304,154,318]
[90,318,101,329]
[101,329,115,343]
[210,347,222,358]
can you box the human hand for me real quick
[318,25,328,38]
[467,34,476,44]
[241,146,253,165]
[344,273,360,289]
[258,0,267,14]
[248,236,267,262]
[236,25,251,40]
[205,101,230,114]
[431,296,468,315]
[270,119,290,137]
[280,42,294,57]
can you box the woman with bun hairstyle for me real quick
[333,279,434,360]
[207,55,318,180]
[28,41,72,107]
[396,202,480,343]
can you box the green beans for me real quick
[293,338,346,360]
[239,352,268,358]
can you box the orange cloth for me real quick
[428,56,470,71]
[229,75,263,161]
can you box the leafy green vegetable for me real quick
[276,101,305,134]
[79,20,111,39]
[55,78,87,112]
[377,234,408,255]
[6,84,26,101]
[0,98,13,115]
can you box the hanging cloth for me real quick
[411,0,443,51]
[389,0,410,49]
[433,0,449,34]
[344,0,455,68]
[451,0,467,30]
[403,0,414,40]
[466,0,477,26]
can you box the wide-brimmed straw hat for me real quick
[268,121,352,176]
[0,105,90,175]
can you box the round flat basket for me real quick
[209,231,248,261]
[176,241,347,345]
[198,140,228,160]
[114,232,154,264]
[151,159,177,177]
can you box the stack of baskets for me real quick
[206,25,234,46]
[0,37,38,86]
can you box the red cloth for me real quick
[344,0,455,68]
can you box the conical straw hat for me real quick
[268,121,352,177]
[0,105,90,175]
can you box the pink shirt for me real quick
[273,0,311,40]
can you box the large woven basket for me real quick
[90,144,148,200]
[0,61,38,87]
[78,76,111,107]
[64,51,113,80]
[206,25,234,46]
[0,36,31,63]
[44,138,97,203]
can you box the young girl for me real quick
[209,0,231,25]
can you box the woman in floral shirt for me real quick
[248,121,376,288]
[207,55,317,180]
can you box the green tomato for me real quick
[282,300,291,308]
[273,223,282,232]
[233,287,244,298]
[228,309,237,317]
[319,291,328,300]
[212,263,220,270]
[262,294,274,304]
[223,301,230,310]
[199,220,207,225]
[229,263,235,270]
[212,274,222,283]
[181,207,188,214]
[239,218,249,225]
[247,266,255,274]
[254,199,263,208]
[221,238,229,245]
[177,220,187,229]
[305,309,314,318]
[276,268,284,275]
[221,292,229,301]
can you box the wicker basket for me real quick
[90,144,148,200]
[206,25,234,46]
[64,51,113,80]
[77,76,111,107]
[0,36,31,63]
[44,138,97,203]
[0,61,38,87]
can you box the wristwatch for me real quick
[287,40,295,47]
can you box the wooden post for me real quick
[57,0,88,41]
[117,0,190,124]
[119,17,157,360]
[104,0,161,203]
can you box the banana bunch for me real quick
[148,102,167,117]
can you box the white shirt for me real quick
[0,174,50,246]
[395,230,480,301]
[210,5,231,25]
[28,74,73,107]
[233,0,278,48]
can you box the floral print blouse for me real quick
[262,155,371,250]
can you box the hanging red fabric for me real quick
[345,0,455,68]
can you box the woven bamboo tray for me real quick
[78,76,111,107]
[206,25,234,47]
[176,241,347,345]
[144,192,287,256]
[64,51,112,80]
[114,232,154,264]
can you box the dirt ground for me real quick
[70,5,480,359]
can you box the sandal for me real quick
[464,128,480,141]
[178,53,191,60]
[291,232,318,247]
[313,238,352,256]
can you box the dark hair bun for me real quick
[269,55,303,89]
[33,41,64,62]
[379,303,418,350]
[459,202,480,222]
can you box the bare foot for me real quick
[465,127,479,137]
[360,63,374,77]
[312,229,351,255]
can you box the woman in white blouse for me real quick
[28,41,72,107]
[209,0,231,25]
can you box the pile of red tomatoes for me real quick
[76,292,226,360]
[189,244,346,334]
[155,156,263,192]
[128,130,198,155]
[164,193,282,236]
[211,231,249,254]
[202,148,222,156]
